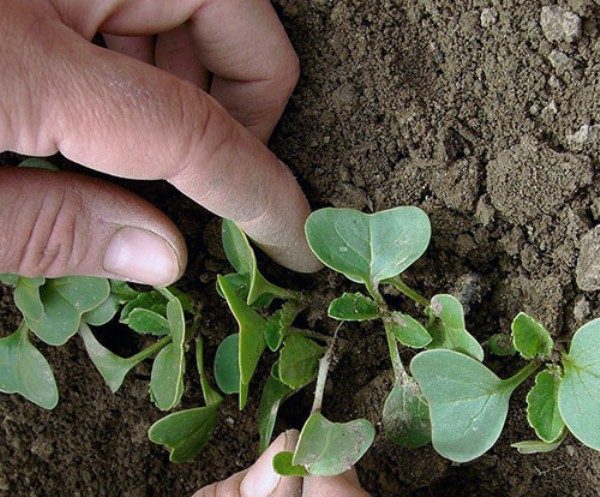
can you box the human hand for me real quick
[193,431,371,497]
[0,0,321,286]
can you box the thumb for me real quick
[0,167,186,286]
[193,430,302,497]
[303,469,371,497]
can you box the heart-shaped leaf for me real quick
[292,412,375,476]
[278,335,324,389]
[383,378,431,449]
[411,349,536,462]
[148,404,220,463]
[273,451,308,476]
[328,292,379,321]
[218,275,267,409]
[511,312,553,360]
[526,369,564,443]
[150,298,186,411]
[0,324,58,409]
[426,294,484,361]
[14,276,45,321]
[305,207,431,286]
[385,312,431,349]
[26,276,110,346]
[214,334,240,394]
[222,219,294,305]
[258,375,293,454]
[558,318,600,450]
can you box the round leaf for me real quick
[385,312,431,349]
[278,336,324,389]
[328,292,379,321]
[214,334,241,395]
[305,207,431,285]
[273,451,308,477]
[383,378,431,449]
[293,412,375,476]
[411,349,518,462]
[511,312,553,360]
[526,369,564,443]
[558,318,600,450]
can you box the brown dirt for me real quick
[1,0,599,496]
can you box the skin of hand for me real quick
[193,431,371,497]
[0,0,322,287]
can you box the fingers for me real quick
[190,0,300,142]
[155,24,211,89]
[3,3,320,272]
[0,167,186,286]
[303,469,371,497]
[193,430,302,497]
[103,34,155,65]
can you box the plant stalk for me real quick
[504,361,541,390]
[366,283,408,384]
[386,276,430,307]
[311,323,342,413]
[128,335,172,363]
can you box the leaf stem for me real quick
[366,284,407,384]
[128,335,172,363]
[385,276,430,307]
[311,323,342,413]
[503,361,541,391]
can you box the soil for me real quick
[1,0,599,496]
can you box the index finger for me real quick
[3,5,320,273]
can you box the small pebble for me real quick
[480,8,498,28]
[541,5,582,43]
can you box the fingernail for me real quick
[103,227,180,286]
[240,432,288,497]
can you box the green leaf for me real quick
[126,308,170,336]
[264,305,295,352]
[487,333,517,357]
[328,292,379,321]
[278,335,324,389]
[383,378,431,449]
[0,324,58,409]
[79,322,156,393]
[273,451,308,477]
[109,280,140,301]
[148,404,220,463]
[214,334,240,395]
[18,158,59,171]
[14,276,45,321]
[511,312,553,360]
[195,337,222,407]
[511,430,567,454]
[411,349,535,462]
[218,275,266,409]
[222,219,292,305]
[385,312,431,348]
[83,294,120,326]
[258,375,293,454]
[0,274,19,286]
[426,294,484,361]
[292,412,375,476]
[26,277,110,346]
[121,291,167,322]
[167,286,195,314]
[558,318,600,450]
[305,207,431,286]
[150,298,186,411]
[526,369,565,443]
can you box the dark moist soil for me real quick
[1,0,599,496]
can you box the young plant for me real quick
[0,270,214,462]
[410,312,600,462]
[215,219,375,475]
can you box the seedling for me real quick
[2,163,598,474]
[215,219,375,475]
